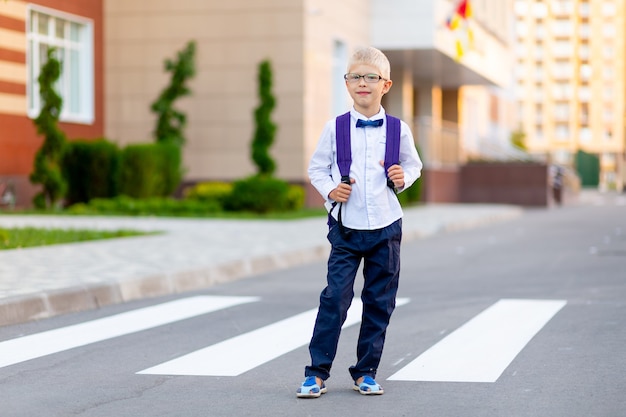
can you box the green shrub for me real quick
[67,195,220,216]
[184,182,233,208]
[63,139,120,205]
[286,184,305,211]
[397,144,424,206]
[223,175,291,213]
[397,177,423,206]
[118,143,182,198]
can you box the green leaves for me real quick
[251,60,277,176]
[29,48,67,209]
[151,40,197,146]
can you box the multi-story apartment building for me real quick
[1,0,516,207]
[515,0,625,191]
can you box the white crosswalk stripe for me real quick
[388,299,566,383]
[138,298,410,377]
[0,296,258,368]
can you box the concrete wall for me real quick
[105,0,307,184]
[105,0,372,190]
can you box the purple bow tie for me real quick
[356,119,383,128]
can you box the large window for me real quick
[27,7,94,124]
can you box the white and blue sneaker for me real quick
[353,376,384,395]
[296,376,327,398]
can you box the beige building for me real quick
[105,0,517,204]
[514,0,626,190]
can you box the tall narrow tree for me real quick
[251,60,277,176]
[151,40,196,146]
[30,48,67,209]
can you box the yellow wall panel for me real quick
[0,28,26,52]
[0,92,27,116]
[0,0,27,21]
[0,61,26,83]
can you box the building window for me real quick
[27,7,94,124]
[579,2,590,17]
[553,40,572,58]
[553,82,571,100]
[579,127,591,143]
[554,61,573,79]
[579,23,590,39]
[555,103,569,121]
[579,43,590,60]
[332,40,349,117]
[555,124,569,141]
[602,24,615,38]
[532,2,548,18]
[602,2,616,17]
[578,86,591,102]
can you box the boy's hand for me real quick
[329,178,354,203]
[381,161,405,189]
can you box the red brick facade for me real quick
[0,0,103,207]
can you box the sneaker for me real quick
[296,376,327,398]
[353,376,384,395]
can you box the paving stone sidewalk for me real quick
[0,204,524,327]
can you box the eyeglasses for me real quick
[344,73,387,83]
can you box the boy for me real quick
[297,46,423,398]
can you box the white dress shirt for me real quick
[308,107,423,230]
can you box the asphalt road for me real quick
[1,196,624,417]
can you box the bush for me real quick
[397,176,423,206]
[118,142,182,198]
[63,139,121,205]
[223,175,292,213]
[67,195,220,216]
[397,144,424,206]
[286,184,305,211]
[184,182,233,208]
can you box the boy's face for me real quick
[345,63,392,117]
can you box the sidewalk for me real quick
[0,204,524,327]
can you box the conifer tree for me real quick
[30,48,67,209]
[151,40,196,146]
[251,60,277,176]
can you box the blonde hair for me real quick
[347,46,391,79]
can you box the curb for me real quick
[0,244,331,327]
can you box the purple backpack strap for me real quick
[384,115,401,189]
[336,112,401,189]
[335,112,352,183]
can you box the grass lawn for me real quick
[0,204,328,249]
[0,227,155,250]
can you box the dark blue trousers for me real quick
[305,217,402,382]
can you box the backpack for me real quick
[330,112,402,237]
[335,112,401,190]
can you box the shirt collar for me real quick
[350,107,386,122]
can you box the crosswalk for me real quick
[0,296,566,383]
[0,296,258,368]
